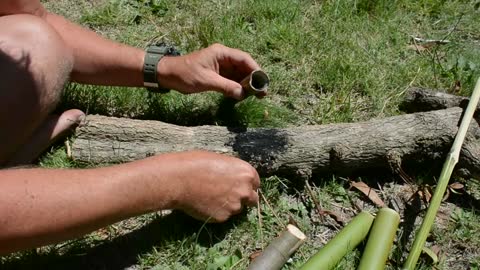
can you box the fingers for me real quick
[244,189,259,207]
[242,166,260,207]
[211,43,261,73]
[207,72,245,100]
[250,166,261,190]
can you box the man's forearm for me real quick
[0,156,180,255]
[44,12,145,86]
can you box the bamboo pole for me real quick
[403,77,480,270]
[299,211,374,270]
[357,208,400,270]
[247,224,306,270]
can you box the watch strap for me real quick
[143,43,180,93]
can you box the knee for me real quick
[0,14,73,103]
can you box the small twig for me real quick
[65,139,72,159]
[304,180,325,222]
[259,190,286,228]
[412,37,451,44]
[305,180,344,228]
[256,189,264,247]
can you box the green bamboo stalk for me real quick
[357,208,400,270]
[403,77,480,270]
[299,211,374,270]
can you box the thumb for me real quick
[207,73,244,100]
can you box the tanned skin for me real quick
[0,1,261,254]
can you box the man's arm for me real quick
[0,151,260,255]
[43,12,146,87]
[0,1,260,99]
[43,12,260,99]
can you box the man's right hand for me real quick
[0,150,259,254]
[145,151,260,222]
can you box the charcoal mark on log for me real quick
[227,127,289,175]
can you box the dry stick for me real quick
[247,224,307,270]
[257,190,264,247]
[304,180,343,228]
[259,190,286,228]
[403,77,480,270]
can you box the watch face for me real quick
[150,41,181,56]
[167,47,181,56]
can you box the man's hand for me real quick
[146,151,260,222]
[0,150,260,253]
[158,43,261,100]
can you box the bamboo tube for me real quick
[248,224,307,270]
[357,208,400,270]
[240,69,270,97]
[403,77,480,270]
[299,211,374,270]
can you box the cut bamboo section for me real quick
[357,208,400,270]
[247,224,306,270]
[300,211,374,270]
[240,69,269,97]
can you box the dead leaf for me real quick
[320,209,345,226]
[407,44,428,52]
[407,41,439,53]
[449,182,464,190]
[431,245,442,256]
[442,188,451,202]
[450,80,462,94]
[449,182,464,195]
[249,249,262,261]
[350,181,386,207]
[423,186,432,203]
[304,180,345,227]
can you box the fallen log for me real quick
[72,107,480,179]
[401,87,471,113]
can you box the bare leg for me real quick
[6,109,85,165]
[0,14,83,165]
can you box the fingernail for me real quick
[232,88,244,100]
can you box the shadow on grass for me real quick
[2,211,242,270]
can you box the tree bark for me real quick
[401,87,471,113]
[72,107,480,179]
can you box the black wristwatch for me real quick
[143,42,181,93]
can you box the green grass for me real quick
[2,0,480,269]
